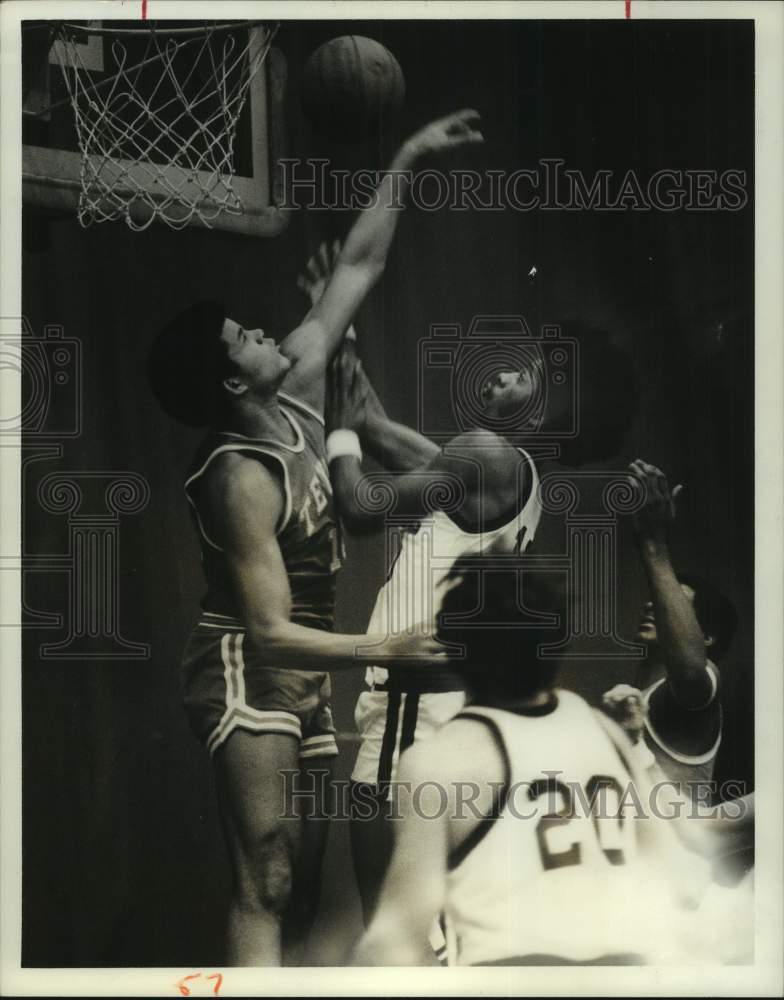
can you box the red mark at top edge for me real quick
[625,0,631,17]
[142,0,148,19]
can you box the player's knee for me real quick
[236,829,294,917]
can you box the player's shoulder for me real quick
[554,686,590,709]
[588,701,636,757]
[203,448,273,487]
[549,688,618,738]
[443,427,520,462]
[655,657,721,712]
[398,712,508,790]
[439,429,530,508]
[200,450,282,518]
[448,427,505,448]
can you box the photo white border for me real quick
[1,1,781,996]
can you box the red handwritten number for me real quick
[176,972,223,997]
[177,973,201,997]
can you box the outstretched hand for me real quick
[376,621,452,667]
[343,338,387,425]
[405,109,483,160]
[326,342,370,435]
[628,459,683,541]
[297,239,342,307]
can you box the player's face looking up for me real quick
[638,583,711,649]
[480,361,539,419]
[220,317,291,398]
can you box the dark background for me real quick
[20,19,753,965]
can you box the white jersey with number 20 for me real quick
[446,691,678,966]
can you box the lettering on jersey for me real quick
[529,775,628,871]
[300,458,332,537]
[529,778,581,871]
[584,775,626,865]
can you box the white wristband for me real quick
[326,429,363,464]
[627,738,656,772]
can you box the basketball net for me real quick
[52,22,277,231]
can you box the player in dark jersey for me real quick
[147,110,483,966]
[600,460,748,882]
[602,461,737,803]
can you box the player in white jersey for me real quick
[354,564,751,966]
[353,434,542,789]
[349,419,542,941]
[323,322,637,928]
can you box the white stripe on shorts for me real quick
[206,632,303,754]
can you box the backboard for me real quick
[21,19,289,238]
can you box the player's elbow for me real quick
[333,478,386,535]
[245,620,294,661]
[339,507,385,536]
[667,660,715,709]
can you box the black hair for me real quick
[146,300,231,427]
[436,561,565,701]
[677,573,737,663]
[558,320,638,465]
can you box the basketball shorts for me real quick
[181,621,338,759]
[351,685,466,794]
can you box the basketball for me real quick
[302,36,405,141]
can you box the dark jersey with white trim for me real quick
[641,661,722,789]
[184,392,341,632]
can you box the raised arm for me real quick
[280,110,483,407]
[203,453,445,670]
[329,440,527,536]
[356,363,442,471]
[629,460,713,708]
[325,346,527,534]
[362,415,443,472]
[299,248,441,471]
[340,338,441,471]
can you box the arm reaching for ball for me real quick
[325,343,528,535]
[280,110,484,409]
[628,460,713,708]
[298,240,442,472]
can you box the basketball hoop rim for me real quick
[57,20,268,39]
